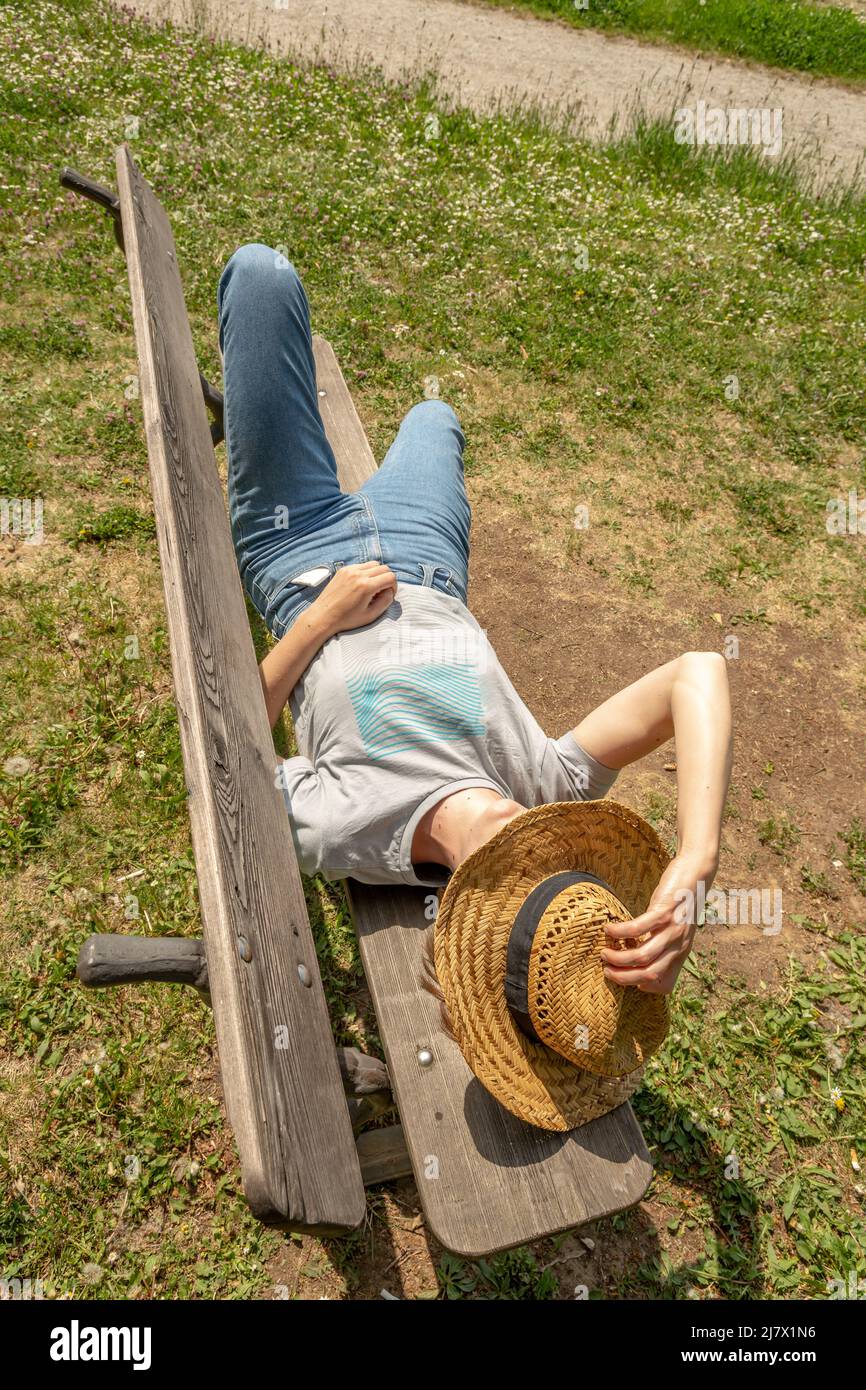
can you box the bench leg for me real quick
[77,933,209,994]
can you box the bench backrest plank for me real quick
[116,147,365,1234]
[313,335,652,1255]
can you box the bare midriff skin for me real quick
[258,562,733,997]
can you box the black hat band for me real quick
[504,869,617,1044]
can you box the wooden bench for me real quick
[65,146,652,1258]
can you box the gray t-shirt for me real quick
[278,582,618,887]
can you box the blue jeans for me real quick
[217,243,472,638]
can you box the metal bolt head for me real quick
[297,963,312,987]
[237,936,252,962]
[417,1047,433,1068]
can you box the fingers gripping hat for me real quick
[431,800,671,1131]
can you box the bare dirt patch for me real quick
[467,490,865,992]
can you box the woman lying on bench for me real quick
[218,243,732,1126]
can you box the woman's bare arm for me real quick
[572,651,733,993]
[259,605,334,730]
[573,652,732,869]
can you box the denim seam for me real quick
[247,566,273,611]
[357,494,382,564]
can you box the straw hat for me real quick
[431,800,671,1131]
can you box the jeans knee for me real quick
[219,242,303,307]
[405,398,461,431]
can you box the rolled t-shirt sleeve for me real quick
[538,731,620,803]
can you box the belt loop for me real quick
[420,563,436,588]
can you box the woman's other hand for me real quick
[599,849,717,994]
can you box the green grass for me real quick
[69,503,156,547]
[758,813,803,861]
[437,1247,559,1298]
[468,0,866,83]
[1,0,865,1299]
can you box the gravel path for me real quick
[119,0,865,187]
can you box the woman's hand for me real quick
[311,562,398,637]
[258,562,397,728]
[599,850,717,995]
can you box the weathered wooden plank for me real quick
[312,335,653,1256]
[357,1125,414,1186]
[313,337,378,490]
[116,148,365,1235]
